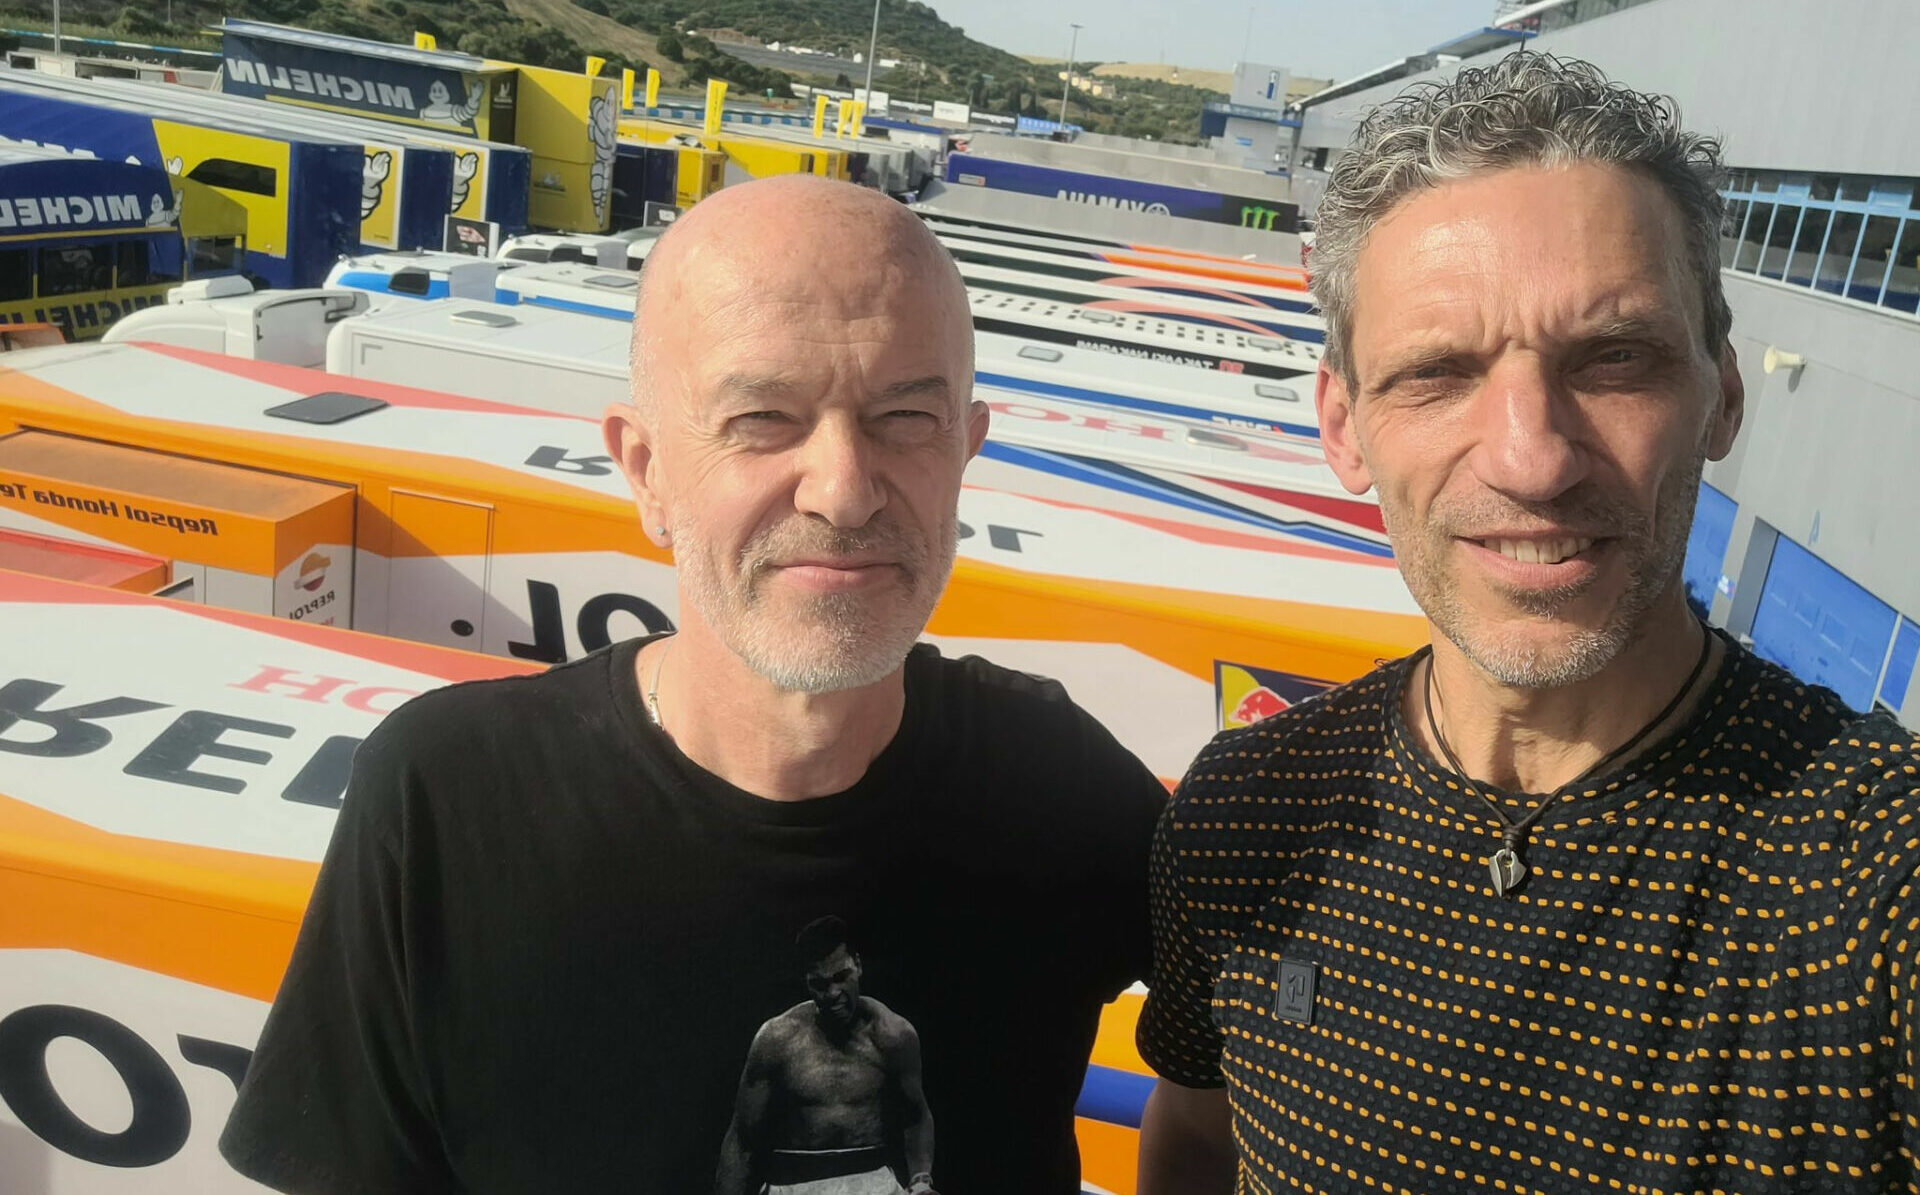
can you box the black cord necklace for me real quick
[1422,621,1714,899]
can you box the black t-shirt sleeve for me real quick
[1075,707,1169,1001]
[1136,790,1228,1088]
[220,707,457,1193]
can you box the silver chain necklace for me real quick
[1422,622,1713,899]
[644,636,674,730]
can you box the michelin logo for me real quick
[225,56,485,129]
[0,193,153,229]
[145,190,182,227]
[450,151,480,214]
[362,150,392,220]
[420,79,484,126]
[588,91,617,222]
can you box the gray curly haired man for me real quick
[1135,52,1920,1194]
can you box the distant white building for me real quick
[1197,61,1294,173]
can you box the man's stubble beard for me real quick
[672,509,959,694]
[1378,448,1706,691]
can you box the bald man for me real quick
[220,177,1167,1195]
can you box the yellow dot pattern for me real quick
[1137,644,1920,1193]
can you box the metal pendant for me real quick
[1489,846,1527,899]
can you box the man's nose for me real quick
[793,414,886,528]
[1468,357,1589,503]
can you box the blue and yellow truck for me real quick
[0,144,246,338]
[0,77,359,288]
[0,71,532,252]
[219,19,618,234]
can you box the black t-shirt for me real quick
[221,638,1165,1194]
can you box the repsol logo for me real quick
[0,479,221,535]
[288,588,336,622]
[0,1003,251,1169]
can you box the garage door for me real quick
[1751,534,1897,712]
[1682,481,1736,616]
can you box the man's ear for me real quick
[1705,340,1745,461]
[603,402,671,550]
[964,397,990,461]
[1315,361,1374,496]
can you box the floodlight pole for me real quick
[51,0,61,55]
[861,0,882,108]
[1059,22,1082,130]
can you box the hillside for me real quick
[495,0,691,84]
[0,0,684,79]
[0,0,1225,138]
[1093,62,1234,94]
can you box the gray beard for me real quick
[674,514,958,695]
[1386,451,1706,691]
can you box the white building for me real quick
[1197,60,1296,173]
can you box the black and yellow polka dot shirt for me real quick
[1138,641,1920,1193]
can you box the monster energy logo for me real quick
[1240,205,1282,231]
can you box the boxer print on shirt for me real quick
[715,917,936,1195]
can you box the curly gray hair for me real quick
[1309,52,1730,387]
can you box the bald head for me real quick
[602,174,989,696]
[629,175,971,418]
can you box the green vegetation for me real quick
[654,0,1221,140]
[0,0,648,75]
[0,0,1225,138]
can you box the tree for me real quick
[656,29,684,61]
[834,71,852,89]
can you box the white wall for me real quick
[1709,274,1920,719]
[1298,0,1920,179]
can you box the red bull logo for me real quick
[1214,660,1335,731]
[1232,685,1289,724]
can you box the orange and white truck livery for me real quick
[0,572,1146,1191]
[0,340,1423,780]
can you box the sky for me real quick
[926,0,1497,82]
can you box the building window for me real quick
[1817,210,1863,295]
[1885,220,1920,314]
[1735,201,1773,272]
[1722,170,1920,318]
[1782,206,1828,287]
[1719,197,1749,268]
[1852,215,1901,303]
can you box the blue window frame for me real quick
[1721,171,1920,318]
[1882,617,1920,716]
